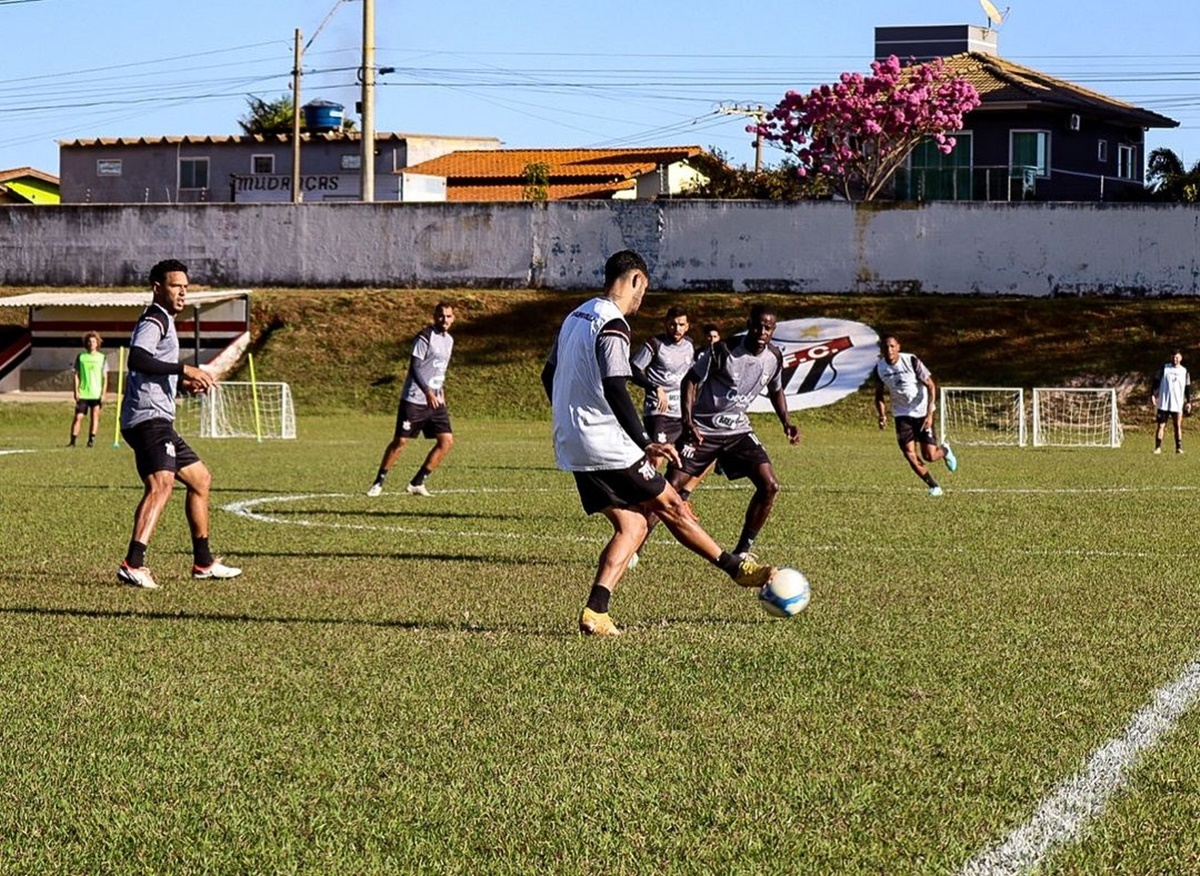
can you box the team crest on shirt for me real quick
[743,317,880,412]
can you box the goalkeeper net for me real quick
[177,381,296,439]
[1031,387,1122,448]
[939,387,1026,446]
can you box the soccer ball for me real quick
[758,567,810,618]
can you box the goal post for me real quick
[1031,387,1122,448]
[177,381,296,440]
[939,386,1026,446]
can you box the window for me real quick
[1097,140,1108,163]
[1010,130,1050,178]
[1117,144,1137,180]
[96,159,122,177]
[179,157,209,189]
[251,154,275,174]
[901,132,973,201]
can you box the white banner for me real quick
[746,317,880,412]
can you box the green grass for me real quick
[3,403,1200,873]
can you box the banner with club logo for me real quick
[746,317,880,412]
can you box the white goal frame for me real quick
[939,386,1026,447]
[1031,387,1122,448]
[177,381,296,440]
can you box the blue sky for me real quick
[2,0,1198,176]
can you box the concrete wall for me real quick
[2,200,1199,295]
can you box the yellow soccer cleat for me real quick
[732,556,775,589]
[579,607,622,637]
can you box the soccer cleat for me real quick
[117,561,159,590]
[732,556,775,589]
[192,559,243,580]
[366,482,383,497]
[929,485,944,497]
[626,551,639,571]
[1178,448,1185,455]
[579,607,621,637]
[406,483,432,497]
[941,441,958,473]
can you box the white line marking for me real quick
[960,655,1200,875]
[0,449,34,456]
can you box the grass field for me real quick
[3,400,1200,874]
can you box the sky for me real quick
[2,0,1199,176]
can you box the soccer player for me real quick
[630,305,693,445]
[541,250,775,637]
[117,259,242,589]
[69,331,108,447]
[367,302,455,497]
[700,323,721,355]
[873,334,958,496]
[665,303,801,558]
[1152,348,1192,454]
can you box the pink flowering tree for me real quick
[754,56,981,201]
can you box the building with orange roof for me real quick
[876,25,1178,202]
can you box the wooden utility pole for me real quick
[291,28,302,204]
[718,104,768,172]
[359,0,375,202]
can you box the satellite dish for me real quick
[980,0,1006,26]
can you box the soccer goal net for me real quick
[1031,387,1122,448]
[939,387,1026,446]
[177,381,296,439]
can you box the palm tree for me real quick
[1147,148,1200,202]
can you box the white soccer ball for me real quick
[758,567,811,618]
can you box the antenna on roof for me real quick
[980,0,1009,28]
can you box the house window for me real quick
[179,157,209,190]
[251,154,275,174]
[1011,130,1050,178]
[901,132,973,201]
[1117,144,1137,180]
[1097,141,1108,163]
[96,159,122,177]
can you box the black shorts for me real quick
[644,414,684,446]
[74,399,103,415]
[393,399,453,439]
[1156,408,1183,424]
[122,418,201,480]
[894,416,937,448]
[572,456,668,515]
[675,431,771,481]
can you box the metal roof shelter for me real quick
[0,290,251,393]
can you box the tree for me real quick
[755,56,980,202]
[237,94,357,136]
[522,162,551,201]
[1147,148,1200,203]
[678,148,832,200]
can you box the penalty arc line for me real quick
[959,654,1200,875]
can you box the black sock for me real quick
[715,551,743,577]
[585,584,611,614]
[68,436,76,446]
[87,433,95,446]
[921,472,938,488]
[411,466,432,486]
[126,541,147,568]
[192,537,213,568]
[734,532,757,556]
[374,468,389,485]
[1156,438,1163,449]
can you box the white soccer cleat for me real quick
[929,485,944,497]
[117,561,159,590]
[627,552,639,571]
[941,441,958,473]
[366,482,383,497]
[406,483,432,497]
[192,559,243,580]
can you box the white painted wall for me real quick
[1,201,1199,294]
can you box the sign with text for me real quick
[231,174,355,202]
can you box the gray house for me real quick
[58,131,501,204]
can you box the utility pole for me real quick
[359,0,375,202]
[291,28,302,204]
[718,104,768,172]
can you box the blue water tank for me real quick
[303,99,345,133]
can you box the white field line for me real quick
[0,449,33,456]
[960,655,1200,875]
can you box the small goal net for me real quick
[177,381,296,439]
[939,387,1026,446]
[1031,387,1122,448]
